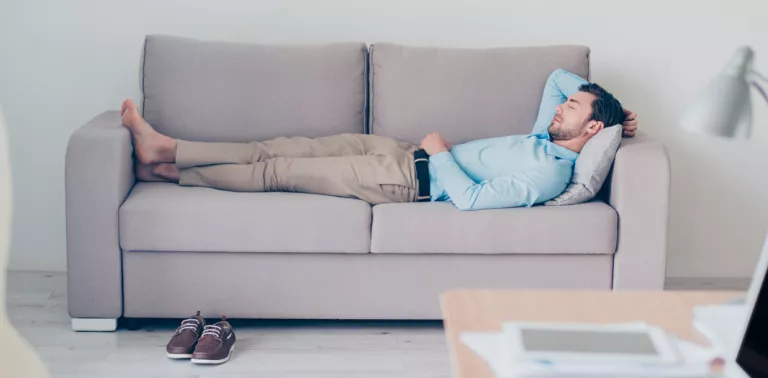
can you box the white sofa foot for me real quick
[71,318,118,332]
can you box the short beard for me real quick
[547,123,581,141]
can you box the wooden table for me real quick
[441,290,743,378]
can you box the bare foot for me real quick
[153,163,180,183]
[135,163,180,183]
[135,163,166,182]
[121,99,176,164]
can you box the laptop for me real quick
[725,236,768,378]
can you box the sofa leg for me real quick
[71,318,118,332]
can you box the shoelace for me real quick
[200,324,223,340]
[175,318,200,335]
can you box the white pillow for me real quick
[545,125,622,206]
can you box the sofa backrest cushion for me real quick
[141,35,368,142]
[369,43,590,144]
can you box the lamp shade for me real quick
[680,46,754,139]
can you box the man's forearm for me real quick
[531,69,589,135]
[430,151,534,211]
[550,69,588,98]
[430,151,478,210]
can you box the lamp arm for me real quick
[751,69,768,84]
[752,80,768,105]
[750,70,768,104]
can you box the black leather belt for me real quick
[414,149,430,202]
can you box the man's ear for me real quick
[587,120,604,136]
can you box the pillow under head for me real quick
[545,124,622,206]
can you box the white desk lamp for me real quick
[680,46,768,378]
[680,46,768,139]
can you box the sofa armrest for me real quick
[607,131,670,290]
[66,111,134,318]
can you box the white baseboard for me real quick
[9,270,750,292]
[7,267,66,273]
[665,277,751,291]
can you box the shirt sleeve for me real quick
[430,151,560,211]
[530,69,589,136]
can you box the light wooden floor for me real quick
[6,271,451,378]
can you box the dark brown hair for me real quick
[579,83,626,127]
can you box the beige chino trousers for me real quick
[175,134,420,205]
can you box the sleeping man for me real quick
[120,69,637,210]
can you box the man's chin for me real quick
[548,130,569,141]
[547,126,561,139]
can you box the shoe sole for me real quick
[191,344,235,365]
[166,353,193,359]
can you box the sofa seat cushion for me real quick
[371,201,617,255]
[120,183,371,253]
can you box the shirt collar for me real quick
[529,132,579,162]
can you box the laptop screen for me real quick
[737,268,768,377]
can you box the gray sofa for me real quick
[65,35,670,331]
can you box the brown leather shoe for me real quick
[166,311,205,359]
[191,316,236,365]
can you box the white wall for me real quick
[1,0,767,277]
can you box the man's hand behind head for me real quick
[420,132,450,155]
[622,109,638,137]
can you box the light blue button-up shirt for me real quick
[429,69,587,210]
